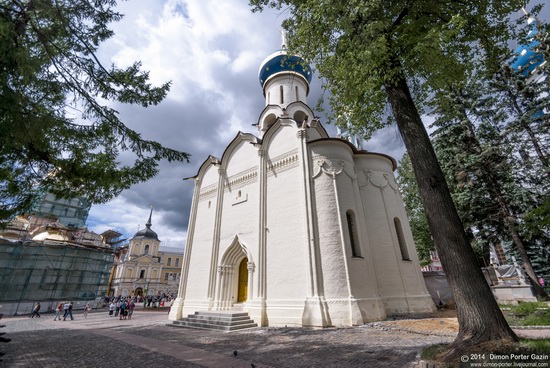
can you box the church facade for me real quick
[169,47,434,327]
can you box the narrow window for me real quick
[346,210,361,257]
[208,201,211,209]
[175,258,179,267]
[280,85,284,104]
[268,92,270,104]
[394,217,410,260]
[167,257,171,266]
[144,244,150,254]
[164,273,169,280]
[139,270,145,279]
[238,190,241,198]
[295,86,299,101]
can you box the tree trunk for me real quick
[384,76,517,354]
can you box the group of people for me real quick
[53,301,76,321]
[108,297,136,320]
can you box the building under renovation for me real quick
[0,215,120,315]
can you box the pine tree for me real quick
[0,0,190,223]
[429,73,549,298]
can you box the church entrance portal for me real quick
[237,257,248,302]
[216,237,253,310]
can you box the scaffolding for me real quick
[0,239,115,315]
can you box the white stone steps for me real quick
[169,311,258,331]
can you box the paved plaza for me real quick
[0,307,548,367]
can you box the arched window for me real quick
[295,86,299,101]
[346,210,362,257]
[280,85,284,104]
[394,217,410,260]
[144,244,150,254]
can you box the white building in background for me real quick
[169,45,434,327]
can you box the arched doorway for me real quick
[134,287,143,296]
[237,258,248,302]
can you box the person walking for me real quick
[54,302,63,321]
[62,301,70,320]
[119,299,127,320]
[114,299,121,317]
[128,299,135,320]
[63,302,74,320]
[29,302,41,318]
[83,303,91,318]
[109,301,115,317]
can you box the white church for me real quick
[168,44,435,327]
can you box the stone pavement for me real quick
[0,308,547,368]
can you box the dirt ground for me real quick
[382,309,459,335]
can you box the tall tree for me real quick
[250,0,524,358]
[429,75,549,299]
[0,0,190,223]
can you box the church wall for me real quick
[182,176,218,310]
[378,173,435,313]
[355,155,407,313]
[218,180,259,262]
[309,149,352,302]
[201,163,219,188]
[312,172,349,297]
[264,122,301,159]
[264,159,308,303]
[355,154,434,315]
[215,142,261,305]
[310,142,385,325]
[223,140,258,178]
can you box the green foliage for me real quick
[510,301,548,316]
[520,338,550,352]
[396,154,434,266]
[504,302,550,326]
[424,13,550,281]
[0,0,190,223]
[250,0,523,135]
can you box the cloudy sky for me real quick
[86,0,548,250]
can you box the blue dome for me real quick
[258,50,312,87]
[511,18,544,76]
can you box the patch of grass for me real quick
[519,314,550,326]
[502,301,550,326]
[422,339,550,366]
[510,301,548,316]
[420,343,449,360]
[520,338,550,352]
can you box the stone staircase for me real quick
[169,311,258,331]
